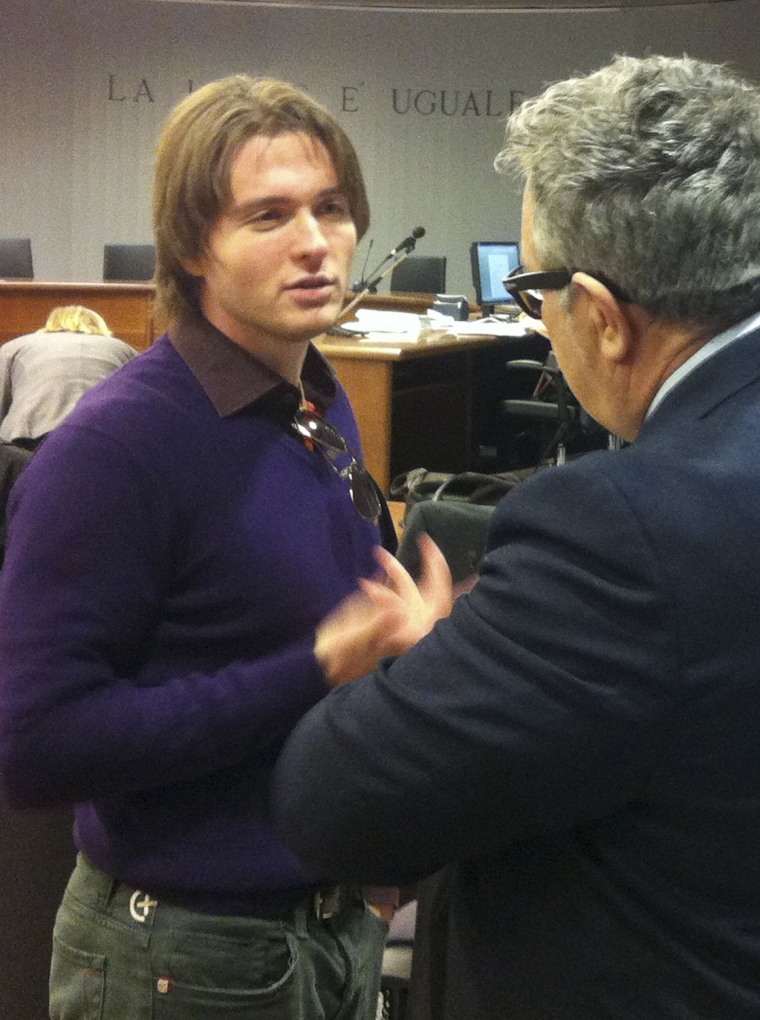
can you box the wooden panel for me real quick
[327,355,394,492]
[316,331,532,492]
[338,291,441,319]
[388,500,406,538]
[0,282,518,493]
[0,284,431,353]
[0,282,158,350]
[390,350,472,478]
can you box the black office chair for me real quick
[390,255,446,294]
[102,243,156,282]
[500,355,612,467]
[500,358,580,466]
[0,237,34,278]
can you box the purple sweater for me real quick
[0,321,381,914]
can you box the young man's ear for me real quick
[180,256,204,278]
[571,271,635,363]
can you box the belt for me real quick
[74,855,358,923]
[311,885,348,920]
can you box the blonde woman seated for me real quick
[0,305,137,450]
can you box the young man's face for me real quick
[190,131,357,360]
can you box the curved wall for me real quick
[2,0,758,294]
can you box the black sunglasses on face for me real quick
[504,265,633,320]
[293,409,381,523]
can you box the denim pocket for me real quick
[151,927,299,1017]
[50,936,106,1020]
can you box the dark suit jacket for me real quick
[272,326,760,1018]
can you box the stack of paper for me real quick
[447,317,529,338]
[340,309,423,339]
[339,309,531,342]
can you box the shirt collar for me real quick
[168,315,338,418]
[646,309,760,420]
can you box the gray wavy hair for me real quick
[497,54,760,327]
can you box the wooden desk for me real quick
[0,281,533,491]
[0,281,158,350]
[338,291,447,317]
[315,330,534,493]
[0,283,435,352]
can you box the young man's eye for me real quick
[250,209,285,228]
[321,197,351,218]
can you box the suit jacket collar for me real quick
[639,322,760,439]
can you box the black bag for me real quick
[390,468,523,514]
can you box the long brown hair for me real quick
[152,75,370,325]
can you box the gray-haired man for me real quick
[273,54,760,1018]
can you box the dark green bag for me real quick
[396,500,497,583]
[390,468,522,513]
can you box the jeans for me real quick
[50,855,387,1019]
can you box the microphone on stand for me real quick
[350,238,374,292]
[353,228,425,291]
[338,226,426,322]
[389,226,425,258]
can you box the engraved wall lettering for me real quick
[341,84,362,113]
[108,74,126,102]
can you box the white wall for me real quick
[2,0,759,296]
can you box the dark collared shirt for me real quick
[168,314,338,421]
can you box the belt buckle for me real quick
[313,886,341,920]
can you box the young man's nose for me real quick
[292,212,330,257]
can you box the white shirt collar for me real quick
[646,309,760,420]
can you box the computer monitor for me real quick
[470,241,520,315]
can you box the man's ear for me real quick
[571,271,635,363]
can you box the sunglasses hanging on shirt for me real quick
[292,408,381,523]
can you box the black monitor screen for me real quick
[470,241,520,311]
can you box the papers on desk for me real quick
[340,308,530,342]
[447,317,529,338]
[340,309,424,341]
